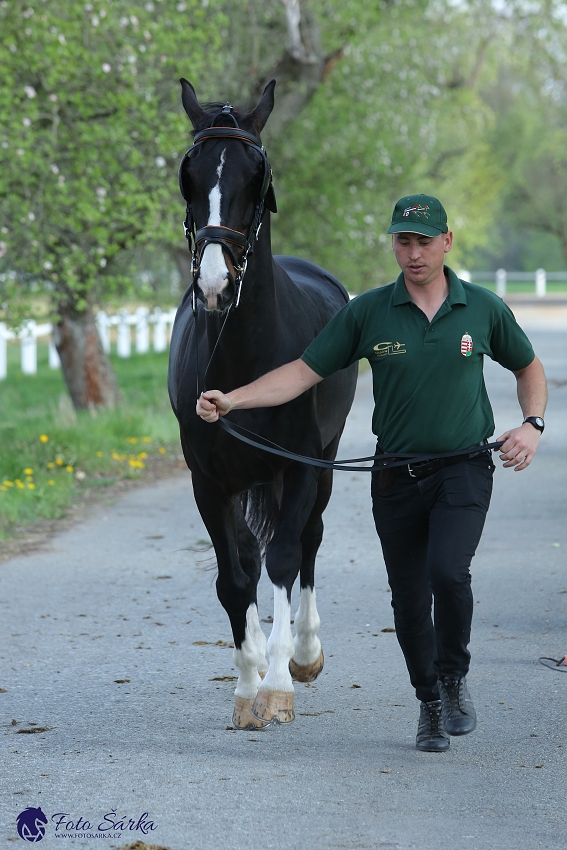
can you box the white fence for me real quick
[458,269,567,297]
[0,307,176,380]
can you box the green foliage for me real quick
[269,0,502,287]
[0,0,226,323]
[0,346,179,541]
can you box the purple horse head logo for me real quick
[16,807,48,842]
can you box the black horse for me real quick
[168,79,357,729]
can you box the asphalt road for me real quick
[1,324,566,850]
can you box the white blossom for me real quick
[155,156,166,167]
[23,117,32,127]
[102,63,111,73]
[28,212,35,221]
[58,33,66,44]
[24,86,37,99]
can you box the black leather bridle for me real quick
[178,105,277,316]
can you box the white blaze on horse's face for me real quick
[199,148,231,311]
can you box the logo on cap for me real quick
[403,204,430,219]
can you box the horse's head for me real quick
[179,80,277,312]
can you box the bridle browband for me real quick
[178,105,277,316]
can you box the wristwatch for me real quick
[523,416,545,433]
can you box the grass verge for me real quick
[0,344,183,552]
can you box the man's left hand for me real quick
[496,423,541,471]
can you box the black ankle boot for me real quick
[438,676,477,736]
[416,699,450,752]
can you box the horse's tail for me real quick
[241,482,280,554]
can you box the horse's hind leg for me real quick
[289,465,334,683]
[251,466,319,725]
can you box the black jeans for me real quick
[371,453,494,703]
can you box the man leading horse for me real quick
[197,194,547,752]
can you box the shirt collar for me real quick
[392,266,468,306]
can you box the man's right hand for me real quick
[196,390,232,422]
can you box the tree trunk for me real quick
[53,303,121,410]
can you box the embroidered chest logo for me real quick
[403,204,430,219]
[460,332,473,357]
[374,341,406,357]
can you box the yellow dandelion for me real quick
[137,452,148,460]
[128,459,145,469]
[27,482,36,490]
[0,485,7,492]
[56,457,64,466]
[48,480,55,486]
[66,465,74,473]
[15,479,25,489]
[39,434,49,443]
[126,437,138,444]
[3,480,14,487]
[158,447,166,454]
[24,467,34,475]
[96,451,103,457]
[47,461,54,469]
[25,476,33,483]
[142,436,151,443]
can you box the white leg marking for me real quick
[247,603,268,676]
[199,148,230,307]
[233,604,266,700]
[260,586,295,693]
[293,586,322,666]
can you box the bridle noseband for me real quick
[178,105,277,315]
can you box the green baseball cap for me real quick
[387,193,448,237]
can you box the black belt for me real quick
[399,447,490,480]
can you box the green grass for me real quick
[0,344,181,543]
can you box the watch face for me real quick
[535,418,544,428]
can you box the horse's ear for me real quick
[180,78,206,129]
[241,79,276,137]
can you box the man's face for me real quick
[392,231,453,287]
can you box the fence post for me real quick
[48,338,61,369]
[0,323,7,380]
[20,320,38,375]
[117,310,131,358]
[96,310,111,354]
[496,268,507,297]
[135,306,150,354]
[535,268,546,298]
[153,308,167,353]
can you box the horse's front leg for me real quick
[251,465,319,724]
[191,473,267,729]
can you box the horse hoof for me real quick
[232,696,270,730]
[289,649,324,683]
[251,689,295,724]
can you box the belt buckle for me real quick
[407,463,418,478]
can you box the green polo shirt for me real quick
[301,267,535,453]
